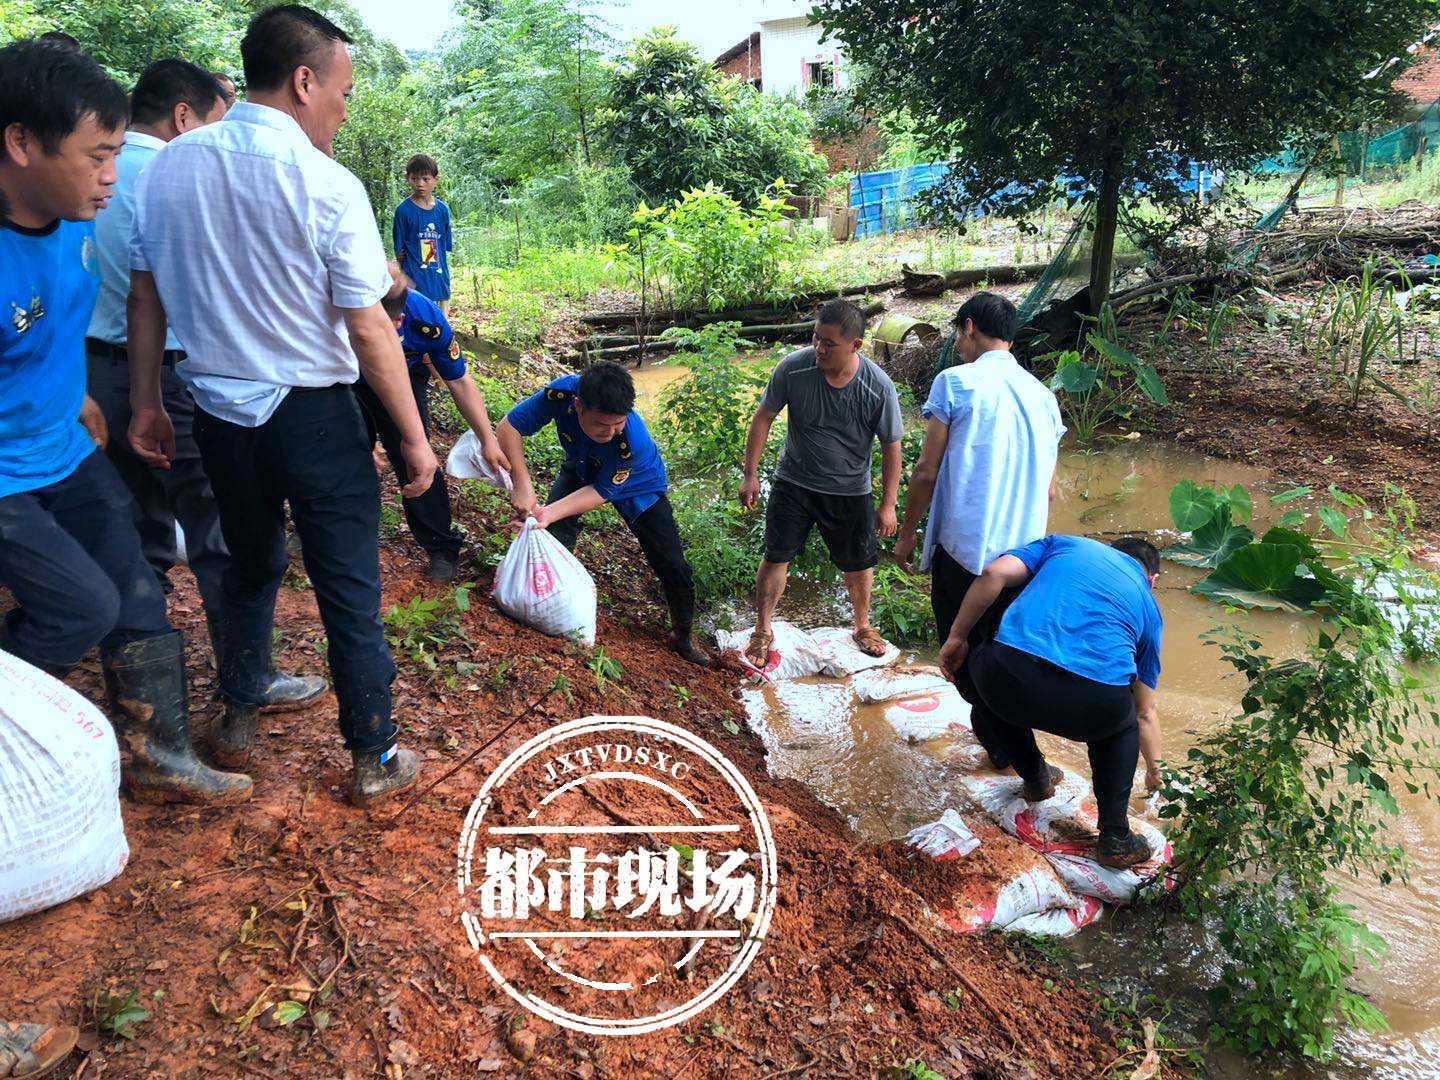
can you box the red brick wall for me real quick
[717,37,761,87]
[1396,47,1440,108]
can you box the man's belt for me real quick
[85,337,186,366]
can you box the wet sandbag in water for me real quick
[716,621,829,682]
[493,519,597,645]
[809,626,901,676]
[955,767,1172,905]
[882,683,972,742]
[893,815,1102,938]
[851,664,951,704]
[0,651,129,923]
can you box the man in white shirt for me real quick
[895,292,1064,768]
[127,5,438,807]
[87,59,325,716]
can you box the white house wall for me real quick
[758,16,848,97]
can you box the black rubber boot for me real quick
[425,552,458,583]
[0,1019,78,1079]
[350,744,419,807]
[206,609,327,715]
[1097,829,1152,869]
[256,671,328,714]
[211,699,259,769]
[103,632,252,805]
[1020,763,1062,803]
[669,628,712,668]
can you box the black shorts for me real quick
[763,478,878,572]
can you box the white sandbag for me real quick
[852,665,951,704]
[0,652,129,923]
[905,815,1099,937]
[492,519,597,645]
[883,684,971,742]
[446,429,513,492]
[174,520,188,565]
[715,622,828,683]
[810,626,900,676]
[957,768,1172,905]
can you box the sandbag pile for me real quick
[0,651,129,923]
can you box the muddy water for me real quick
[629,363,1440,1074]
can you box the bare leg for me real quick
[754,560,789,636]
[843,568,874,632]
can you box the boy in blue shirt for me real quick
[0,39,248,807]
[939,535,1165,868]
[360,270,508,582]
[392,154,452,311]
[496,362,710,666]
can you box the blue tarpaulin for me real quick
[849,163,1221,239]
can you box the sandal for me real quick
[852,626,890,658]
[743,627,774,668]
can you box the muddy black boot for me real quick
[350,743,419,807]
[206,609,327,716]
[1097,829,1152,869]
[103,632,252,805]
[0,1019,78,1079]
[669,628,712,668]
[1020,763,1062,803]
[211,699,259,769]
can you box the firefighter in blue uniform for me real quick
[497,361,710,666]
[357,271,508,582]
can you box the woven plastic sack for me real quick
[852,665,951,704]
[0,651,129,923]
[882,684,970,742]
[809,626,900,676]
[716,622,830,683]
[493,519,596,645]
[446,429,513,491]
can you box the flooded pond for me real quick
[631,361,1440,1075]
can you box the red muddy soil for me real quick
[0,463,1120,1078]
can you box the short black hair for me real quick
[381,284,409,320]
[577,362,635,416]
[815,298,867,340]
[954,291,1018,342]
[0,39,128,156]
[130,60,226,127]
[241,4,353,94]
[210,72,238,104]
[39,31,81,49]
[1112,537,1161,577]
[406,153,439,177]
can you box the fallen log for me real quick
[579,280,900,331]
[899,261,1050,297]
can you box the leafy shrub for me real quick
[1159,484,1440,1058]
[1042,308,1168,444]
[669,476,766,606]
[384,586,471,671]
[601,27,827,207]
[870,564,933,643]
[617,183,821,313]
[655,323,769,473]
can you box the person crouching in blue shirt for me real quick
[939,535,1165,869]
[357,268,508,582]
[0,40,249,806]
[496,362,710,667]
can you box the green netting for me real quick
[1016,204,1156,327]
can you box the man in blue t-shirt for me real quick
[496,362,709,666]
[392,154,452,310]
[939,535,1165,868]
[0,39,248,807]
[356,272,508,582]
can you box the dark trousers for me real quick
[546,465,696,631]
[194,387,396,753]
[86,343,230,634]
[930,545,1022,761]
[0,449,170,672]
[969,640,1140,836]
[353,368,461,559]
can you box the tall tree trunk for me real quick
[1089,167,1121,313]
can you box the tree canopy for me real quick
[813,0,1440,304]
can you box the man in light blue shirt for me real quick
[88,59,323,715]
[895,292,1063,766]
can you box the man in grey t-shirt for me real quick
[738,299,903,666]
